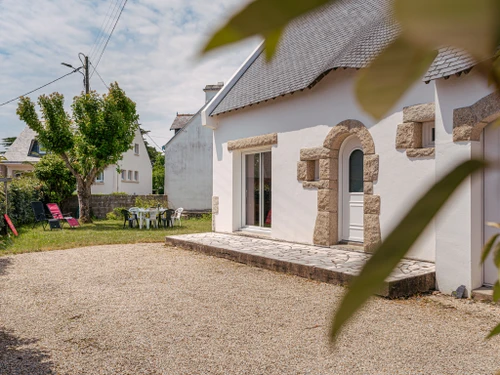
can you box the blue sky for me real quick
[0,0,258,150]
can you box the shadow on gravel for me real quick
[0,257,11,276]
[0,328,55,375]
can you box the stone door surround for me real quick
[297,119,381,251]
[453,92,500,142]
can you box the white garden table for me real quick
[129,208,167,229]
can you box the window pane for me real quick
[262,152,272,228]
[245,154,260,226]
[349,149,363,193]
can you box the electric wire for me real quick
[0,70,79,107]
[145,132,162,150]
[91,0,128,78]
[89,0,123,63]
[88,0,119,60]
[89,61,110,90]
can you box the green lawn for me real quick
[1,217,211,255]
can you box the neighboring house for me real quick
[202,0,497,295]
[1,127,152,195]
[164,83,223,210]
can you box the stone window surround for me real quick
[453,92,500,142]
[395,103,435,158]
[297,119,381,252]
[227,133,278,151]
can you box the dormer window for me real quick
[29,140,47,157]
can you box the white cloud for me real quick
[0,0,259,150]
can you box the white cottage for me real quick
[202,0,498,295]
[164,83,223,210]
[1,127,152,195]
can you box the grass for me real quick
[1,217,211,256]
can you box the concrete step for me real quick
[165,232,435,298]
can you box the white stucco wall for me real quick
[434,71,493,294]
[164,111,213,210]
[91,129,152,195]
[211,69,437,261]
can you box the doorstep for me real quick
[472,287,494,302]
[165,232,436,298]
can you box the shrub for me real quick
[33,154,76,204]
[0,176,44,229]
[106,207,128,221]
[134,196,166,209]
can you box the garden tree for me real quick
[16,83,139,223]
[1,137,16,149]
[202,0,500,341]
[33,154,76,204]
[140,128,160,166]
[152,153,165,194]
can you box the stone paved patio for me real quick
[165,232,436,298]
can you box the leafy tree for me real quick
[140,128,160,166]
[16,83,139,223]
[152,153,165,194]
[1,137,16,149]
[33,153,76,204]
[203,0,500,341]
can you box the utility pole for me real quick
[61,53,90,94]
[84,55,90,94]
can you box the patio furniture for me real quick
[121,209,137,229]
[145,209,158,229]
[159,209,174,228]
[172,208,184,227]
[31,201,51,230]
[46,203,80,228]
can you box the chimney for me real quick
[203,82,224,103]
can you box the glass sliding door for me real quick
[244,151,272,228]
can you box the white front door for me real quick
[484,123,500,285]
[340,136,364,242]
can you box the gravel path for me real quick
[1,244,500,374]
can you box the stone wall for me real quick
[61,195,169,219]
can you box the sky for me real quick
[0,0,259,151]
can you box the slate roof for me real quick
[211,0,477,116]
[3,126,40,163]
[170,114,195,131]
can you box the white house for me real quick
[202,0,497,296]
[164,83,223,210]
[1,127,152,195]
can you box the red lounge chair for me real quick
[46,203,80,228]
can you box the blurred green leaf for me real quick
[493,281,500,302]
[330,159,485,342]
[487,322,500,339]
[494,242,500,268]
[356,37,437,120]
[202,0,334,55]
[395,0,499,60]
[481,233,499,264]
[263,28,283,61]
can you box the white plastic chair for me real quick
[172,208,184,227]
[146,209,158,229]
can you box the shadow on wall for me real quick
[0,328,55,374]
[0,257,11,276]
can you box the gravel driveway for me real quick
[1,244,500,374]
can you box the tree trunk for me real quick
[77,179,92,224]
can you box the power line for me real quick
[89,0,123,63]
[0,69,80,107]
[88,0,119,60]
[89,61,109,90]
[145,132,162,150]
[91,0,128,78]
